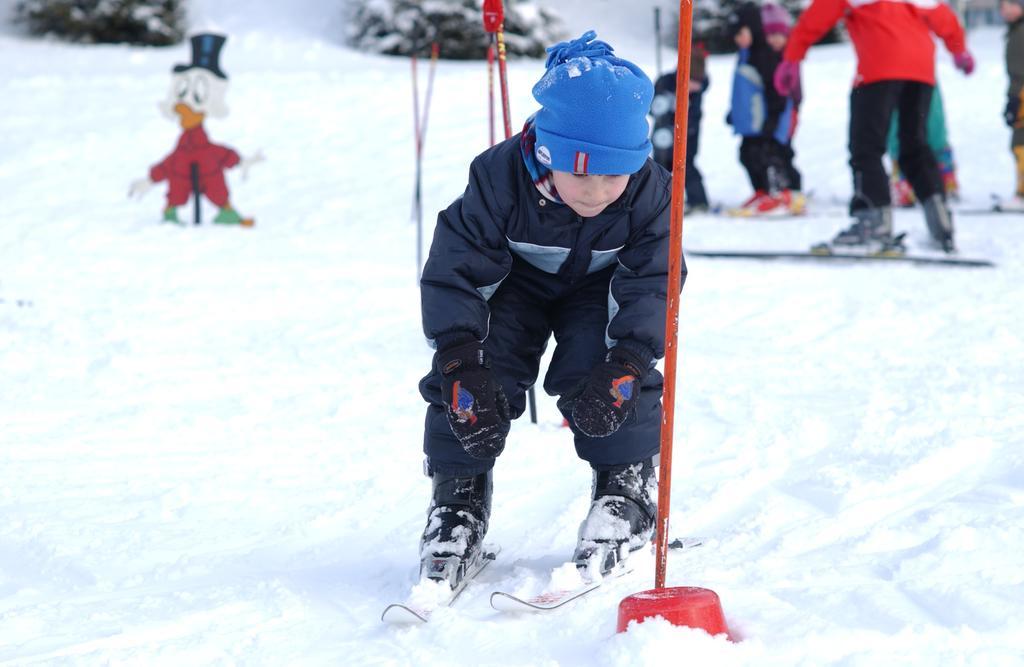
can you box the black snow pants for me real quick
[848,80,943,212]
[419,258,664,477]
[739,136,802,193]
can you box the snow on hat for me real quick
[760,3,793,36]
[532,30,654,175]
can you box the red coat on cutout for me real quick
[149,125,240,207]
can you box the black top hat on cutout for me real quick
[173,33,228,79]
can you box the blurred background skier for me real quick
[1001,0,1024,210]
[775,0,974,252]
[650,41,711,213]
[725,2,804,217]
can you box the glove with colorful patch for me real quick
[559,343,650,438]
[436,335,511,459]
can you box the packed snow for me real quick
[1,0,1022,664]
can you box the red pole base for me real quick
[617,587,729,638]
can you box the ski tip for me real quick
[489,591,518,612]
[381,603,430,625]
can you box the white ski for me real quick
[381,545,499,625]
[490,538,703,614]
[490,565,631,613]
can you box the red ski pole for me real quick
[487,40,496,146]
[483,0,513,139]
[483,0,534,421]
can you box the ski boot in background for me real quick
[782,189,808,215]
[890,167,916,208]
[1002,147,1024,211]
[812,206,905,257]
[727,190,781,217]
[921,194,955,253]
[573,457,657,578]
[419,468,493,591]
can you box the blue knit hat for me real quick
[532,31,654,175]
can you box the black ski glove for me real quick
[436,337,511,459]
[1005,94,1021,128]
[558,344,650,438]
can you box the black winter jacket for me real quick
[728,2,788,136]
[420,135,683,364]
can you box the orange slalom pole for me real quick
[654,0,694,591]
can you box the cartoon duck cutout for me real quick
[129,33,263,226]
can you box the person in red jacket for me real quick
[774,0,974,253]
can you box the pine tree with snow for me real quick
[346,0,568,59]
[15,0,185,46]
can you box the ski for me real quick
[955,207,1023,216]
[381,545,499,625]
[717,207,845,220]
[490,537,703,614]
[955,194,1024,215]
[490,559,632,613]
[687,249,994,268]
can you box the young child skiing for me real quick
[416,31,681,589]
[774,0,974,252]
[1001,0,1024,209]
[651,42,710,212]
[726,2,804,217]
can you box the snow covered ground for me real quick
[1,1,1023,664]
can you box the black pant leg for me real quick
[763,139,800,192]
[779,142,802,191]
[684,89,709,206]
[849,81,901,212]
[545,268,663,470]
[740,136,771,192]
[896,82,943,202]
[420,264,552,475]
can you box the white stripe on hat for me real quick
[574,151,589,174]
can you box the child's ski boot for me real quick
[419,469,492,590]
[812,206,903,256]
[782,189,808,215]
[573,458,657,578]
[727,190,780,217]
